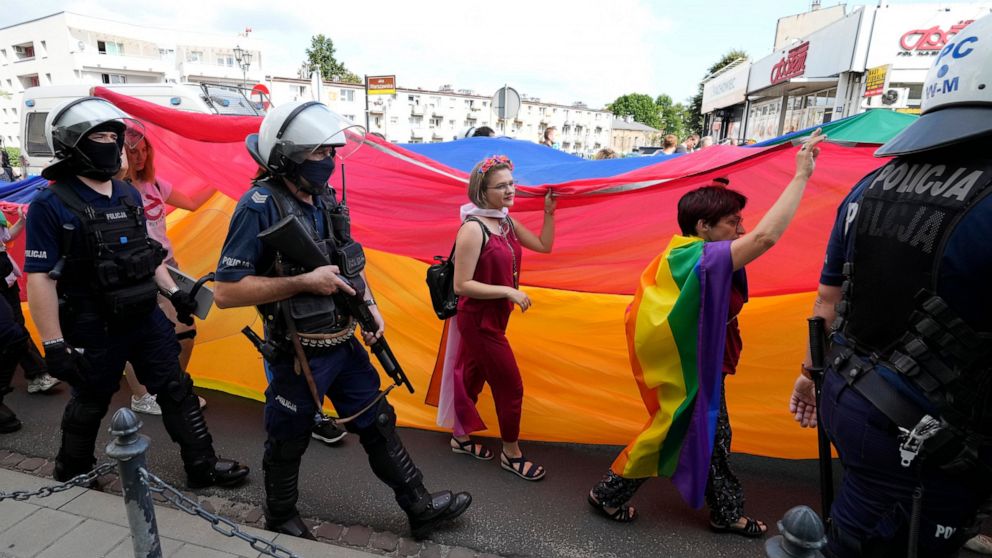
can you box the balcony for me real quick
[179,61,264,83]
[75,51,170,75]
[410,105,425,116]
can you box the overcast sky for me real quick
[3,0,971,108]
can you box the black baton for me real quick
[807,316,834,520]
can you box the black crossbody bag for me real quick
[426,217,488,320]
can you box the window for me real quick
[0,49,6,61]
[409,116,423,126]
[390,116,399,124]
[340,89,355,102]
[97,41,124,56]
[13,42,35,60]
[25,112,52,156]
[101,73,127,84]
[216,56,235,67]
[18,74,40,88]
[343,115,356,122]
[188,50,203,62]
[429,117,442,128]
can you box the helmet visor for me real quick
[274,104,366,164]
[53,99,137,150]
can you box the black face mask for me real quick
[74,139,122,181]
[295,157,336,195]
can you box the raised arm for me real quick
[730,130,825,271]
[511,190,557,254]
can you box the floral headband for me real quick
[478,155,513,175]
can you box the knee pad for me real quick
[176,330,197,341]
[62,393,113,434]
[161,372,195,404]
[355,396,395,446]
[264,433,311,464]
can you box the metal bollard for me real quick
[765,505,828,558]
[106,408,163,558]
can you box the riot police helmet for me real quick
[246,101,365,176]
[42,96,144,180]
[877,14,992,157]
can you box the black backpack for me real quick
[426,217,488,320]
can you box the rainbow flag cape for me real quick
[611,235,740,509]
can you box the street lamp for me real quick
[232,44,252,90]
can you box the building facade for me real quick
[0,11,264,147]
[611,116,660,155]
[702,2,992,143]
[265,77,614,155]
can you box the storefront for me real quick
[745,8,869,141]
[700,59,750,142]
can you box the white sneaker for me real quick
[965,534,992,555]
[131,393,162,415]
[26,373,61,394]
[197,396,207,410]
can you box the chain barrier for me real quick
[0,462,116,502]
[139,467,299,558]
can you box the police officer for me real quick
[24,97,250,487]
[789,15,992,557]
[213,101,471,540]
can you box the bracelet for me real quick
[43,337,64,347]
[164,286,180,297]
[365,298,377,307]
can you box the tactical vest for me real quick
[256,180,367,352]
[50,180,165,321]
[837,152,992,433]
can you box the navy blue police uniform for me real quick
[215,182,381,439]
[818,142,992,558]
[24,176,235,484]
[0,278,27,431]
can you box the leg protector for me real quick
[158,372,249,488]
[356,398,472,539]
[54,391,112,481]
[262,433,314,539]
[0,340,26,433]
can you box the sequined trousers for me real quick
[591,384,744,525]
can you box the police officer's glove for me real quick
[43,339,89,386]
[167,290,196,327]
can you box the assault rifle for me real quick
[257,215,414,394]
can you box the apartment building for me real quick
[0,11,264,147]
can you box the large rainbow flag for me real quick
[2,88,907,460]
[611,236,740,508]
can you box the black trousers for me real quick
[0,283,45,380]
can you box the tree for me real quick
[607,93,661,129]
[688,49,748,135]
[655,94,693,139]
[304,34,362,84]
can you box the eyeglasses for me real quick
[487,181,515,192]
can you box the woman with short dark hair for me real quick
[586,131,826,537]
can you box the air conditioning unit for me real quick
[864,87,910,109]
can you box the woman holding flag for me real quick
[587,130,825,536]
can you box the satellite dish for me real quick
[492,86,521,120]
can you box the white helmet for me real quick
[245,101,365,174]
[41,96,142,180]
[877,14,992,156]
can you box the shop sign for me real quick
[770,42,809,85]
[899,21,974,56]
[863,65,889,97]
[367,75,396,95]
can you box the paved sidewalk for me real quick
[0,468,377,558]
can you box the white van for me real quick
[20,82,263,176]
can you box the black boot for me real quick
[54,392,112,481]
[157,373,249,488]
[262,433,315,540]
[0,341,24,433]
[358,400,472,539]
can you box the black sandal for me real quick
[710,516,767,538]
[500,451,546,481]
[587,493,637,523]
[450,437,494,460]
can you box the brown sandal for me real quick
[450,437,494,460]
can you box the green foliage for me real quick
[304,34,360,83]
[607,93,661,129]
[688,49,748,135]
[655,94,693,139]
[2,146,18,164]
